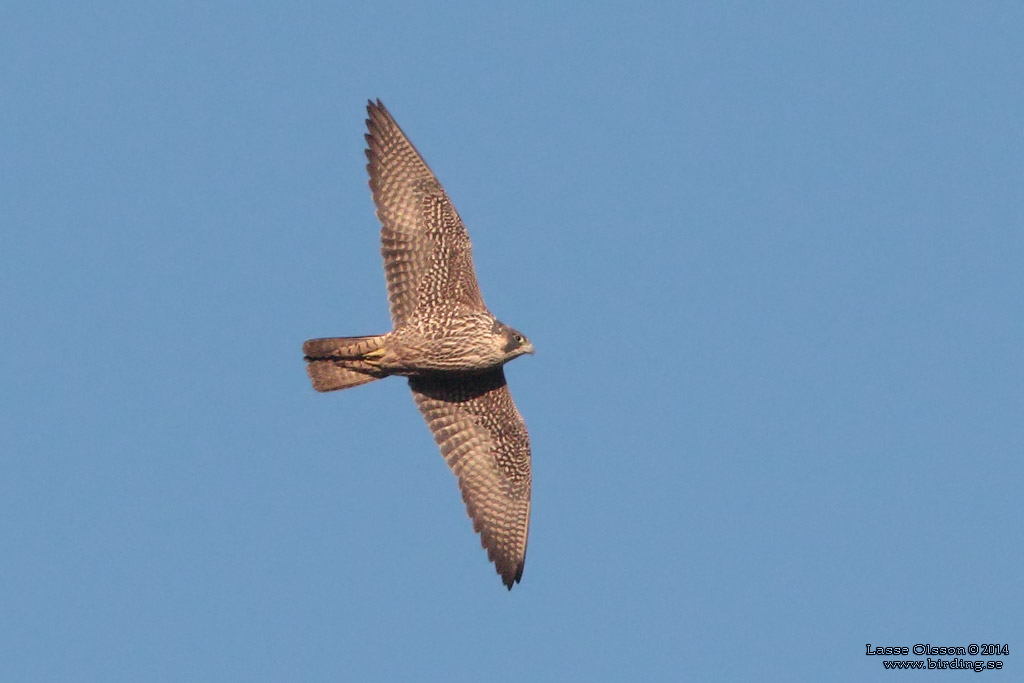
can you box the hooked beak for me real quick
[523,341,535,355]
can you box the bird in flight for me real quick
[303,100,534,589]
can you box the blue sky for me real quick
[2,2,1022,680]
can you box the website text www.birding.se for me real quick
[865,643,1008,672]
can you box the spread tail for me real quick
[302,334,390,392]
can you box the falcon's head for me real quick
[494,321,534,362]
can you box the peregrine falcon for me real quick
[303,100,534,589]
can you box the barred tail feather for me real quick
[306,360,384,392]
[303,334,390,392]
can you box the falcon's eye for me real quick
[513,334,524,344]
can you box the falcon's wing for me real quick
[408,368,531,589]
[365,100,487,327]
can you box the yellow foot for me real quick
[362,347,386,364]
